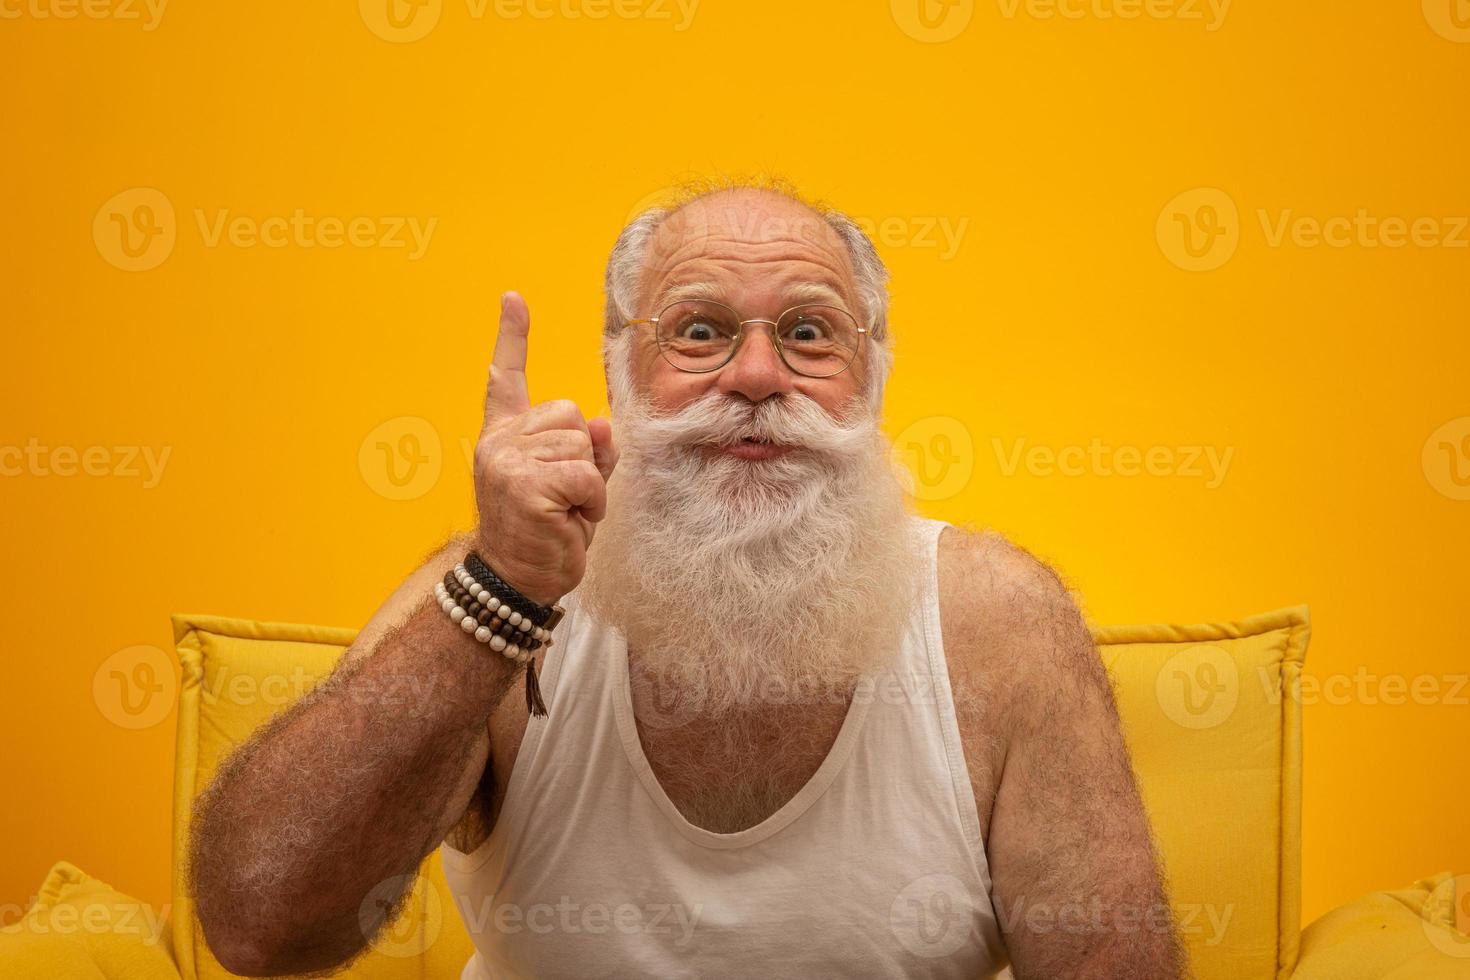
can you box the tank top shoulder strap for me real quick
[904,514,987,854]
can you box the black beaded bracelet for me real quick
[432,554,566,718]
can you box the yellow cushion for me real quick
[1292,871,1470,979]
[169,607,1309,980]
[0,860,179,979]
[1097,605,1309,980]
[169,615,475,980]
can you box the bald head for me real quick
[640,188,859,314]
[602,181,894,414]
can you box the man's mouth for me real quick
[719,436,792,461]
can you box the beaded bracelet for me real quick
[442,571,546,653]
[432,555,565,717]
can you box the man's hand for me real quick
[473,292,618,606]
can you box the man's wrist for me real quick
[470,532,561,608]
[432,551,556,718]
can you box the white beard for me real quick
[576,383,925,719]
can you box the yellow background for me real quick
[2,0,1467,933]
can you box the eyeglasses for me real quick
[624,299,867,379]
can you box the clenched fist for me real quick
[472,292,618,607]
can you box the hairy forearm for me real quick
[979,537,1191,980]
[1000,843,1189,980]
[997,689,1190,980]
[189,596,520,975]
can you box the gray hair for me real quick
[600,186,895,410]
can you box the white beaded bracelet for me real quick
[434,581,535,665]
[436,553,561,718]
[451,564,551,643]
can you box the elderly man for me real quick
[190,181,1187,979]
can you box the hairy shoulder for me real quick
[937,523,1109,762]
[938,523,1093,666]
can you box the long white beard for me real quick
[576,385,925,718]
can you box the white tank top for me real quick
[441,515,1009,979]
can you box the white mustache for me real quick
[620,390,876,458]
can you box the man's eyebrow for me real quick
[782,281,847,307]
[655,281,724,306]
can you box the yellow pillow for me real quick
[1293,870,1470,979]
[1097,605,1309,980]
[170,614,475,980]
[0,860,178,979]
[170,607,1309,980]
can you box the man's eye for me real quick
[789,319,827,342]
[680,320,720,340]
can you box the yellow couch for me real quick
[3,606,1468,979]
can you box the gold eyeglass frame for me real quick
[624,299,869,380]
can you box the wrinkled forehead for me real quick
[638,192,860,315]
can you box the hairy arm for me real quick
[188,534,518,976]
[953,531,1189,979]
[188,294,614,976]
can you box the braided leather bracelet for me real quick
[465,553,561,628]
[432,554,565,717]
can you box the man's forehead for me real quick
[639,191,858,309]
[658,277,848,308]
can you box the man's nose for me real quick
[716,322,795,402]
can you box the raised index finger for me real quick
[485,291,532,424]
